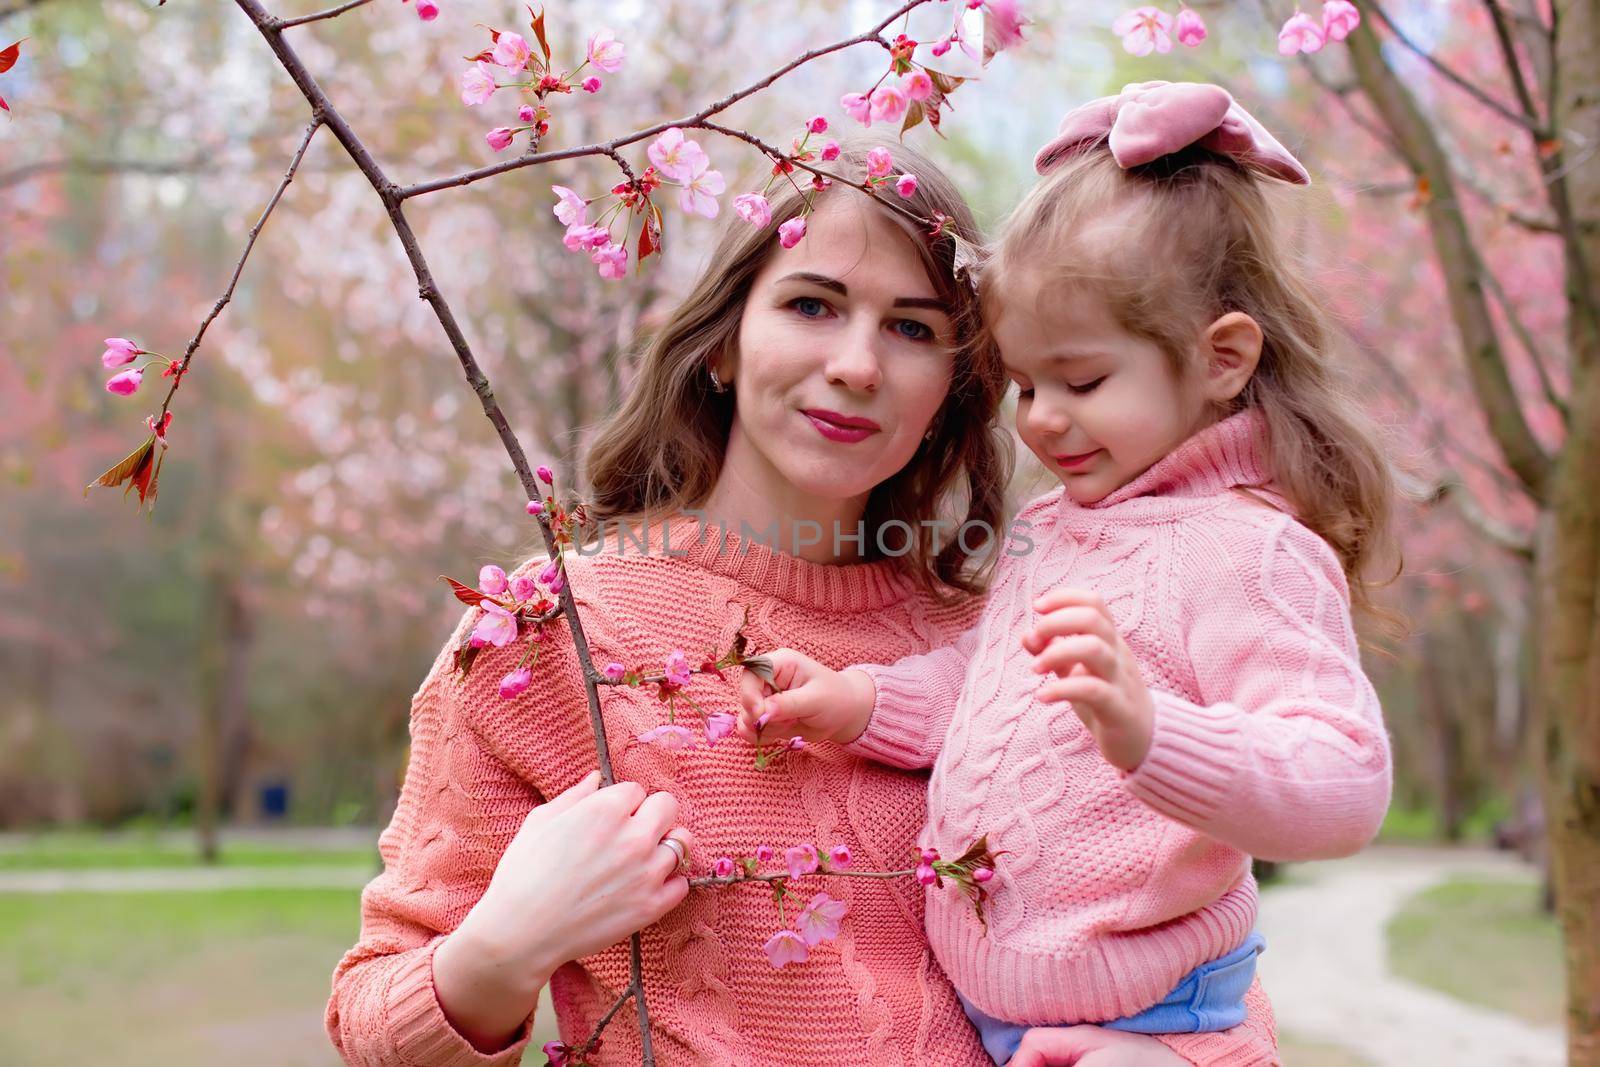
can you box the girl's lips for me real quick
[802,409,880,444]
[1053,449,1101,470]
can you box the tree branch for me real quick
[275,0,374,29]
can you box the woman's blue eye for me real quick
[895,319,934,342]
[790,297,827,317]
[1068,377,1106,395]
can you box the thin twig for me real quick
[689,866,917,888]
[396,0,924,200]
[152,117,323,429]
[1478,264,1569,423]
[274,0,375,30]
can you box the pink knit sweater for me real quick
[848,411,1392,1030]
[326,513,1281,1065]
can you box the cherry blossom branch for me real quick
[688,866,917,888]
[395,0,923,200]
[150,117,322,430]
[273,0,375,29]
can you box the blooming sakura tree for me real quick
[66,1,1019,1061]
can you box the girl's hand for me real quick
[1010,1025,1192,1066]
[450,771,696,991]
[1024,589,1155,772]
[736,648,876,746]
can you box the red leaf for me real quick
[527,5,551,63]
[0,95,9,113]
[0,38,25,75]
[440,575,489,606]
[84,433,162,510]
[638,204,661,262]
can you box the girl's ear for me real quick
[1197,312,1263,403]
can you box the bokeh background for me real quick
[0,0,1583,1064]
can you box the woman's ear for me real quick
[1197,312,1263,403]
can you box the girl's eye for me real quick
[789,296,829,318]
[894,319,934,342]
[1068,377,1106,395]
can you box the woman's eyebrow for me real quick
[775,271,949,314]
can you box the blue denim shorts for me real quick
[958,932,1266,1065]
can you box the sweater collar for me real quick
[1072,408,1274,511]
[629,514,919,611]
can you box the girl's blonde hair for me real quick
[986,144,1398,613]
[583,135,1012,601]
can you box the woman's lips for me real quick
[1053,449,1101,470]
[802,408,881,444]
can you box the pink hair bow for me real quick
[1034,80,1310,185]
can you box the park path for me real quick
[1256,846,1563,1067]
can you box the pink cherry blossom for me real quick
[552,186,587,228]
[807,115,828,134]
[762,929,810,968]
[679,163,726,219]
[471,601,518,648]
[460,63,496,106]
[795,891,848,946]
[603,662,627,682]
[581,76,602,93]
[647,127,709,182]
[414,0,438,20]
[895,173,918,198]
[915,863,937,886]
[712,856,736,878]
[543,1041,569,1067]
[733,192,772,228]
[1175,7,1207,47]
[548,570,566,595]
[537,464,554,484]
[478,564,509,594]
[785,843,819,879]
[562,223,608,251]
[499,666,533,699]
[517,104,536,123]
[903,70,933,102]
[869,83,909,125]
[510,575,537,601]
[985,0,1029,53]
[931,36,953,57]
[533,561,558,588]
[105,367,143,395]
[819,140,841,162]
[1112,6,1174,56]
[1321,0,1360,41]
[491,31,531,70]
[840,91,871,126]
[829,844,851,869]
[755,844,775,863]
[786,737,806,751]
[1278,10,1326,54]
[101,337,142,368]
[587,29,625,73]
[920,847,940,863]
[865,146,894,178]
[486,126,514,152]
[704,713,736,745]
[665,649,694,687]
[526,499,544,515]
[636,724,698,750]
[778,217,807,248]
[147,412,172,441]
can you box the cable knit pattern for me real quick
[848,410,1390,1039]
[328,517,1004,1066]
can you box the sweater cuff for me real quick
[840,662,938,769]
[386,936,537,1067]
[1121,692,1247,833]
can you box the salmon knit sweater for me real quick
[325,514,1280,1065]
[847,410,1392,1035]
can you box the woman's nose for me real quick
[824,319,884,392]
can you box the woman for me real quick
[324,137,1277,1065]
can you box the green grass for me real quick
[1387,876,1563,1028]
[0,832,373,870]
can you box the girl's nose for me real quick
[1025,395,1070,438]
[824,319,884,392]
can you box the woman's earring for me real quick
[709,365,729,393]
[924,427,936,441]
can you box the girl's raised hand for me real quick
[736,648,876,746]
[1024,589,1155,772]
[1010,1025,1192,1066]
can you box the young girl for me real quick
[737,82,1395,1066]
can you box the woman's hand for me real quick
[1025,589,1155,772]
[444,770,695,994]
[736,648,876,746]
[1010,1025,1193,1066]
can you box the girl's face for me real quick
[720,195,957,519]
[993,271,1228,505]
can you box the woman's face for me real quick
[720,195,956,524]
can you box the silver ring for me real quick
[659,836,687,868]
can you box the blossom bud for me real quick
[526,499,545,515]
[498,667,533,699]
[895,173,918,198]
[537,464,554,484]
[486,126,514,152]
[415,0,438,20]
[829,844,851,869]
[915,863,937,886]
[713,856,736,878]
[920,847,939,863]
[478,564,508,595]
[973,867,994,883]
[603,662,627,682]
[756,844,775,863]
[518,104,536,123]
[510,575,537,601]
[807,115,828,134]
[582,76,602,93]
[106,368,143,396]
[820,140,841,162]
